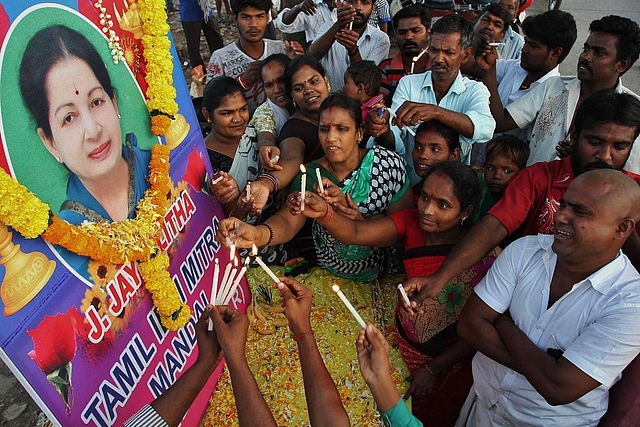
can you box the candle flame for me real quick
[332,284,340,292]
[300,164,306,173]
[251,243,258,256]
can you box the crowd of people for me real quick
[132,0,640,425]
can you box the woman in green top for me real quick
[216,93,413,280]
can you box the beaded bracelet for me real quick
[292,331,314,341]
[256,173,279,194]
[316,204,334,224]
[257,223,274,247]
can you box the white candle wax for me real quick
[397,284,411,307]
[246,183,251,200]
[211,175,224,185]
[315,168,325,196]
[218,263,233,304]
[224,262,248,305]
[270,155,280,164]
[255,256,281,284]
[221,267,238,305]
[300,164,307,211]
[208,258,220,331]
[332,284,366,328]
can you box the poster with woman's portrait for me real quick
[0,2,247,425]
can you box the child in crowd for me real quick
[342,61,384,116]
[410,120,460,194]
[472,134,529,222]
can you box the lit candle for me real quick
[300,164,307,211]
[251,243,259,256]
[208,258,220,331]
[488,42,505,47]
[397,284,411,307]
[386,107,416,137]
[315,168,325,196]
[211,175,224,185]
[222,267,239,304]
[332,284,366,329]
[226,236,236,262]
[245,182,251,200]
[255,256,281,284]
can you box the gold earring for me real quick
[327,82,332,93]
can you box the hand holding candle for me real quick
[386,108,416,136]
[397,284,411,307]
[332,284,366,329]
[300,164,307,211]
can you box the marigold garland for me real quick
[139,0,178,136]
[0,0,188,332]
[0,144,189,330]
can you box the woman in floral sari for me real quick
[290,161,500,426]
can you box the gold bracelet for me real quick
[237,74,250,90]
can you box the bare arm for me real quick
[211,306,277,427]
[148,309,222,426]
[495,314,600,405]
[406,214,508,303]
[478,53,517,133]
[395,102,475,139]
[277,278,350,427]
[308,4,354,60]
[457,293,518,370]
[287,190,408,247]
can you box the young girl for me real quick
[202,76,258,217]
[292,161,501,425]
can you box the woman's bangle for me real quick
[423,362,436,376]
[257,223,274,247]
[256,173,279,194]
[292,330,314,341]
[237,74,250,90]
[316,204,334,224]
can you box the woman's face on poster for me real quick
[37,56,123,184]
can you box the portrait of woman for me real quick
[19,25,150,224]
[0,6,158,227]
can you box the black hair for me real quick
[479,3,512,34]
[423,161,481,221]
[260,53,291,82]
[392,4,432,32]
[19,25,114,139]
[572,90,640,143]
[414,120,460,154]
[431,14,474,50]
[589,15,640,76]
[521,10,577,64]
[318,93,363,128]
[284,55,327,95]
[230,0,272,14]
[345,61,381,97]
[485,134,530,170]
[202,76,246,114]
